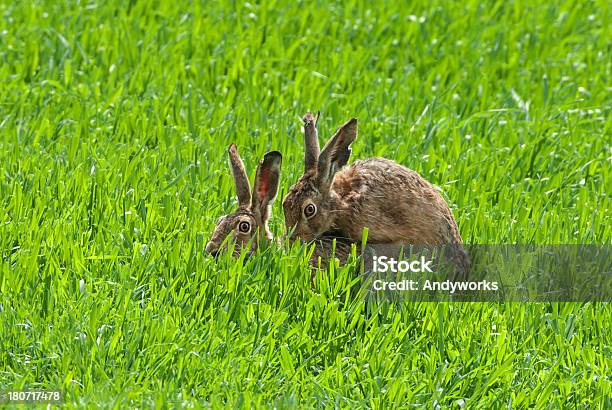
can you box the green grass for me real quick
[0,0,610,407]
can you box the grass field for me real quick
[1,0,610,408]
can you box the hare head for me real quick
[205,144,282,257]
[282,112,358,242]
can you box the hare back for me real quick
[332,157,463,245]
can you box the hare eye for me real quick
[304,203,317,218]
[238,221,251,233]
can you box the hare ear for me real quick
[303,111,320,172]
[252,151,282,223]
[316,117,357,187]
[228,144,251,208]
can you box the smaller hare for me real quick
[283,113,469,275]
[205,144,357,270]
[205,144,282,257]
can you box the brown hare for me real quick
[282,112,469,275]
[205,144,356,269]
[205,144,282,257]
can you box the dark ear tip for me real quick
[303,112,316,124]
[263,150,282,164]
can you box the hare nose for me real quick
[205,242,218,256]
